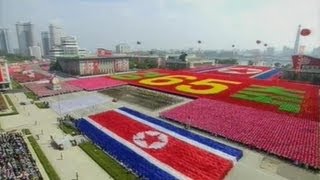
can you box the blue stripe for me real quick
[254,68,280,80]
[119,107,243,161]
[76,118,176,180]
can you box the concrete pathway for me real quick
[0,92,112,180]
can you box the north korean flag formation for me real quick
[76,107,243,180]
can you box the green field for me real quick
[59,123,79,136]
[27,136,60,180]
[35,101,50,109]
[0,95,19,116]
[79,142,137,180]
[11,80,23,89]
[25,91,39,101]
[22,128,32,135]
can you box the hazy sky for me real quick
[1,0,320,51]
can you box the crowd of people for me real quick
[160,98,320,169]
[0,133,42,180]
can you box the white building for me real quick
[115,43,130,53]
[29,46,42,59]
[61,36,79,56]
[78,48,89,56]
[49,47,63,58]
[49,24,63,48]
[49,36,88,59]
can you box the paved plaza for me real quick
[0,92,112,180]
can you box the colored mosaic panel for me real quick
[109,69,319,121]
[77,108,242,179]
[160,98,320,169]
[232,85,304,113]
[111,71,167,80]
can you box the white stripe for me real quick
[115,109,237,163]
[85,117,192,180]
[198,65,236,73]
[250,68,273,78]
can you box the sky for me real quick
[1,0,320,52]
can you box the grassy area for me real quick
[11,80,23,89]
[27,136,60,180]
[0,95,19,116]
[79,142,137,180]
[22,128,32,135]
[35,102,50,109]
[59,123,79,136]
[25,91,39,101]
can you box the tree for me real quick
[179,52,188,62]
[274,62,281,68]
[216,59,238,65]
[49,61,62,71]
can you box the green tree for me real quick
[216,59,238,65]
[0,51,33,62]
[274,62,281,68]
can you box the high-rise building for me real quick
[49,24,63,48]
[282,46,294,56]
[61,36,79,56]
[41,31,50,57]
[29,46,42,59]
[115,43,130,54]
[0,28,10,53]
[311,47,320,58]
[16,22,35,55]
[266,47,275,56]
[49,36,82,59]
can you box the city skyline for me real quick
[15,22,35,55]
[1,0,320,52]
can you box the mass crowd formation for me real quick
[77,107,243,180]
[67,76,127,91]
[24,82,82,97]
[11,72,48,83]
[160,98,320,169]
[0,133,42,180]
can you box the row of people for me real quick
[0,133,42,180]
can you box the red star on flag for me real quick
[144,133,160,146]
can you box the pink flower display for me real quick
[24,82,82,97]
[11,72,48,83]
[160,98,320,169]
[67,76,127,91]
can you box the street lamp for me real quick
[136,41,142,63]
[232,44,236,60]
[197,40,202,57]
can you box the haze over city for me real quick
[1,0,320,51]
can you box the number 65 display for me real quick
[139,75,241,95]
